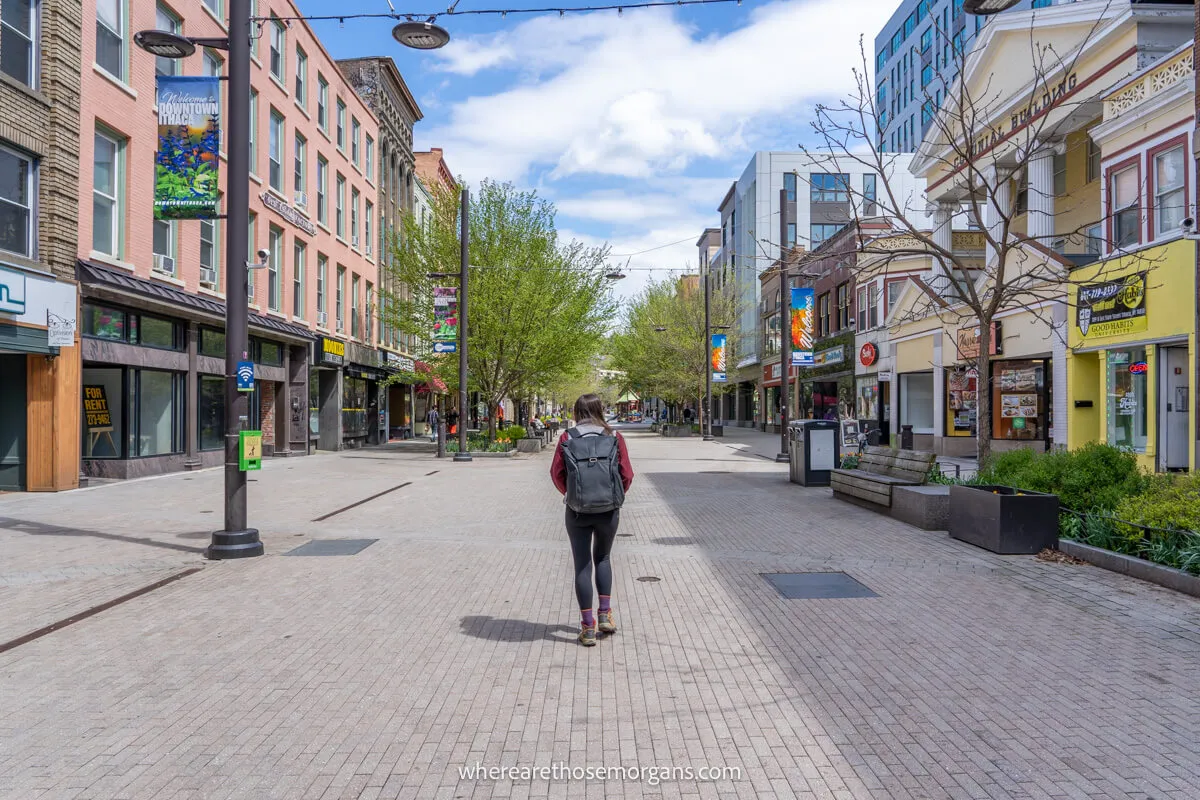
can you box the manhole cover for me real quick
[285,539,378,557]
[636,576,661,582]
[762,572,878,599]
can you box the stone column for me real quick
[1026,143,1059,245]
[932,334,945,454]
[276,345,291,456]
[929,201,956,297]
[984,164,1011,266]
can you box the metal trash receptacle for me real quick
[790,419,841,486]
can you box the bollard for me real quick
[900,424,913,450]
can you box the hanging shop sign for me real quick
[859,342,877,367]
[385,351,415,372]
[813,345,845,367]
[319,336,345,366]
[433,287,458,342]
[1077,272,1147,339]
[790,287,814,366]
[956,321,1002,360]
[47,309,75,347]
[711,333,727,383]
[154,76,221,220]
[261,191,317,236]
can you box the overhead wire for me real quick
[268,0,744,24]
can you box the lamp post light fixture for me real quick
[391,19,451,50]
[962,0,1021,13]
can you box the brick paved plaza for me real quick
[1,427,1198,799]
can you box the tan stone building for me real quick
[0,0,83,491]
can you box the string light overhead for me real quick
[269,0,744,25]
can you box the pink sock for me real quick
[598,596,611,613]
[581,609,595,627]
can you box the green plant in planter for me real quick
[977,443,1150,513]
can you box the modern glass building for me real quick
[874,0,1057,153]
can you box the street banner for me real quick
[154,76,221,220]
[433,286,459,341]
[1077,272,1147,339]
[711,333,727,382]
[790,287,814,366]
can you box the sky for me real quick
[300,0,901,301]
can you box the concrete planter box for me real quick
[455,450,515,459]
[949,484,1059,554]
[661,425,693,437]
[1058,540,1200,598]
[516,438,542,453]
[891,485,950,530]
[710,424,724,437]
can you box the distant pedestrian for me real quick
[426,407,440,442]
[447,409,459,436]
[683,407,694,424]
[550,394,634,647]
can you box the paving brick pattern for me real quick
[0,428,1197,799]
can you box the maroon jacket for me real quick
[550,430,634,496]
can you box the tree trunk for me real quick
[488,402,498,441]
[976,321,993,466]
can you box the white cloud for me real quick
[421,0,897,182]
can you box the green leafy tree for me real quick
[380,180,617,439]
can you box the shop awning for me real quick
[76,259,316,342]
[415,360,448,393]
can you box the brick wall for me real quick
[0,0,82,281]
[261,384,276,442]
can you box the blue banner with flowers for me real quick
[154,76,220,220]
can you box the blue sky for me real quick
[300,0,900,299]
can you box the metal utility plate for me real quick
[761,572,879,599]
[285,539,378,557]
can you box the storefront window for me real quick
[946,367,977,436]
[139,315,181,350]
[856,377,879,421]
[342,376,368,437]
[811,380,840,420]
[82,305,126,341]
[137,370,184,456]
[199,328,225,358]
[1107,348,1148,452]
[199,376,224,451]
[256,339,283,366]
[900,372,934,433]
[81,367,124,458]
[993,360,1046,440]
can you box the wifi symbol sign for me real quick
[236,360,255,392]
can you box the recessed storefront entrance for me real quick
[0,355,27,490]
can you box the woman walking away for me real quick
[550,394,634,646]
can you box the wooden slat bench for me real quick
[831,445,936,509]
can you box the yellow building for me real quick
[1066,42,1196,472]
[900,0,1192,457]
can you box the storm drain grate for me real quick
[285,539,378,557]
[761,572,879,599]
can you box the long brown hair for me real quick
[572,394,613,434]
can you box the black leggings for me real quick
[565,508,620,610]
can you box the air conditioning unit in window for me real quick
[365,243,373,256]
[351,235,360,248]
[317,310,327,327]
[295,191,308,208]
[200,266,217,286]
[154,254,175,275]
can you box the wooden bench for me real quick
[831,446,936,509]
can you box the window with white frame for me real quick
[336,174,345,237]
[317,253,327,317]
[2,0,37,86]
[1086,136,1101,183]
[269,18,284,81]
[316,156,328,224]
[366,282,374,343]
[365,136,374,181]
[295,47,307,107]
[1111,165,1140,249]
[267,226,282,311]
[96,0,124,79]
[365,201,373,255]
[336,100,346,150]
[92,130,122,257]
[153,5,179,78]
[200,218,218,286]
[203,0,220,16]
[351,118,360,165]
[351,187,359,245]
[0,145,35,258]
[887,279,906,312]
[293,240,305,318]
[856,285,870,331]
[293,133,306,201]
[203,51,223,148]
[351,275,359,338]
[268,109,284,192]
[317,75,328,130]
[1154,146,1186,236]
[336,265,345,330]
[246,91,258,178]
[152,219,174,272]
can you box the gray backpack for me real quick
[562,429,626,513]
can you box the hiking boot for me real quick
[597,610,617,634]
[578,625,598,647]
